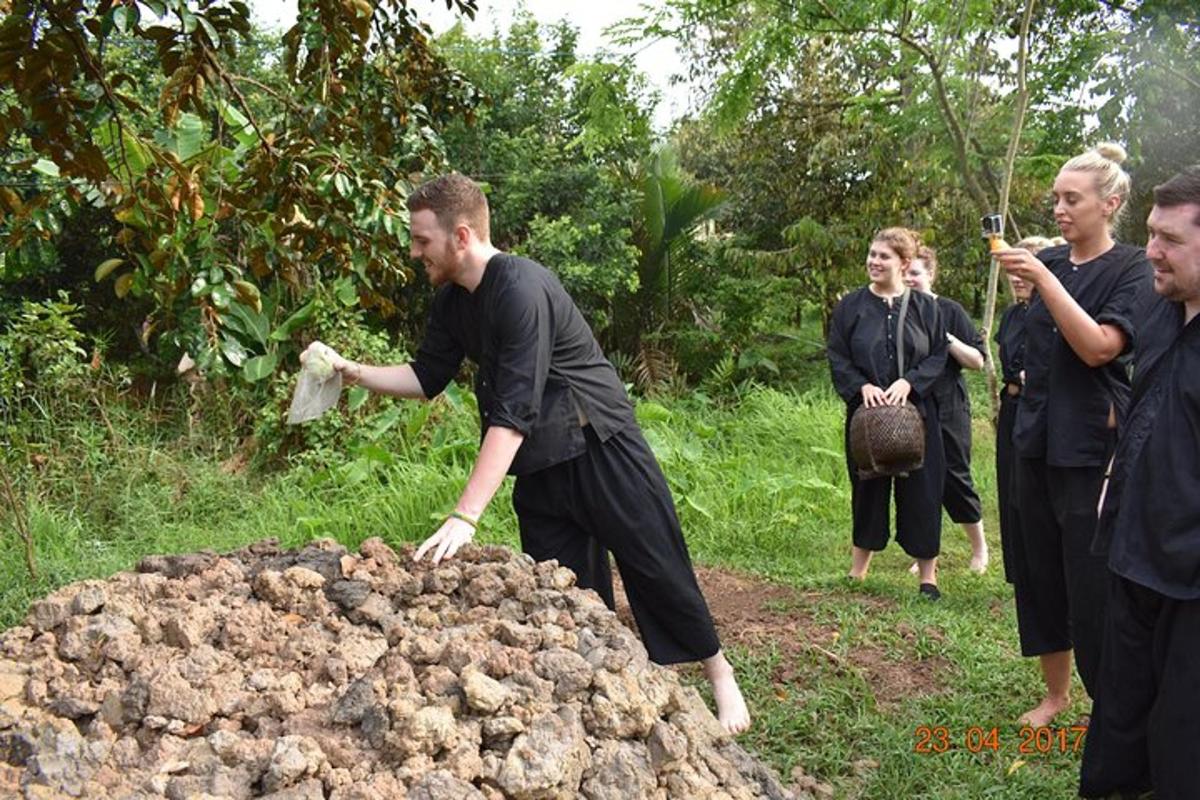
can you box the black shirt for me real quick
[1012,242,1151,467]
[996,302,1028,388]
[932,295,985,403]
[1099,297,1200,600]
[410,253,636,475]
[827,287,947,409]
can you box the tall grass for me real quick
[0,371,1086,798]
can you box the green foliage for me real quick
[437,14,654,341]
[1098,1,1200,242]
[0,0,480,382]
[0,293,91,410]
[631,145,727,340]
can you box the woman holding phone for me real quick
[994,144,1151,725]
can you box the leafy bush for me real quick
[0,293,91,412]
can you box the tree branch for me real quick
[981,0,1036,426]
[202,48,276,160]
[230,74,307,115]
[0,462,37,581]
[809,0,991,212]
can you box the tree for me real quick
[631,144,726,337]
[435,13,654,342]
[0,0,479,380]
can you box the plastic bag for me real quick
[287,344,343,424]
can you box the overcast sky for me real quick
[250,0,695,129]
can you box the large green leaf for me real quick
[270,300,317,341]
[223,302,271,347]
[173,113,208,163]
[94,122,150,175]
[242,352,278,382]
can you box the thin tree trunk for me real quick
[0,466,37,581]
[981,0,1036,427]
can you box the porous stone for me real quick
[0,539,797,799]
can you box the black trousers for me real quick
[1080,575,1200,800]
[1012,456,1109,696]
[935,387,983,524]
[846,399,945,560]
[511,425,721,665]
[995,391,1020,583]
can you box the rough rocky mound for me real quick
[0,538,795,799]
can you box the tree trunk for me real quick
[980,0,1037,427]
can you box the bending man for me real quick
[304,174,751,734]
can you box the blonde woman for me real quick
[993,236,1051,585]
[994,144,1152,725]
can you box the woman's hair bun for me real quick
[1095,142,1127,165]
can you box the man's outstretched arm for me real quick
[345,362,428,400]
[301,342,429,399]
[415,425,526,564]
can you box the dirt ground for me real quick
[615,565,952,708]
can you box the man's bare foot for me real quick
[908,561,919,575]
[969,546,989,574]
[1018,694,1070,727]
[703,652,751,735]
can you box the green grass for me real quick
[1,371,1086,798]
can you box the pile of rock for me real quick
[0,538,795,799]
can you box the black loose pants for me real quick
[935,385,983,524]
[845,398,945,560]
[995,391,1020,583]
[511,425,721,665]
[1012,456,1109,696]
[1080,575,1200,800]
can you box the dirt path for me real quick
[616,565,952,708]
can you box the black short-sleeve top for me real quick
[409,253,636,475]
[1012,242,1152,467]
[827,287,948,410]
[1099,297,1200,600]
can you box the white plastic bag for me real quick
[287,343,343,424]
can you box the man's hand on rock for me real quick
[414,516,476,565]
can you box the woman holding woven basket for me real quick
[827,227,949,599]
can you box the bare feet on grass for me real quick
[1018,694,1071,727]
[964,522,989,574]
[848,546,873,581]
[703,652,751,735]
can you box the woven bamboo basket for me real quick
[849,401,926,480]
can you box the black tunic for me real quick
[1013,243,1151,467]
[827,287,947,407]
[1098,296,1200,600]
[996,302,1028,390]
[411,253,636,475]
[931,296,985,403]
